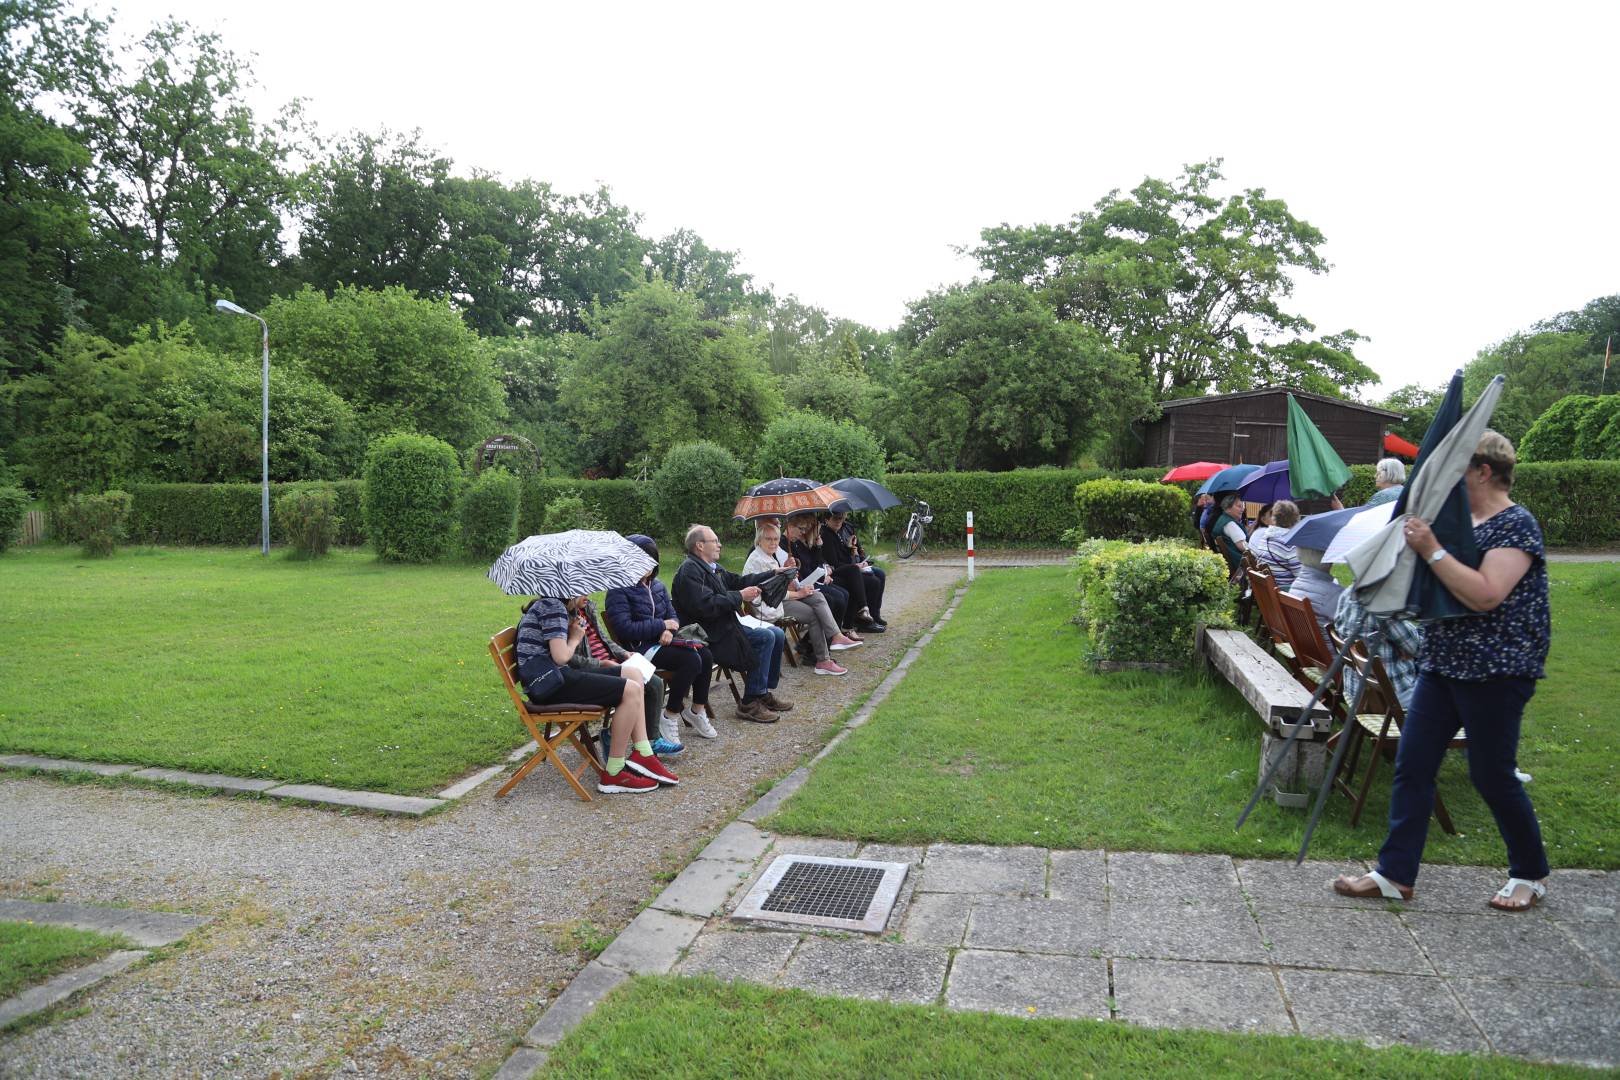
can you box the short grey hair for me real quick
[684,524,711,553]
[1219,493,1240,511]
[1375,458,1406,486]
[755,520,781,541]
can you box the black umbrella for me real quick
[828,477,902,512]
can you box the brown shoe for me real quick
[736,698,779,724]
[762,691,795,712]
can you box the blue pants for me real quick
[742,623,785,700]
[1376,673,1548,887]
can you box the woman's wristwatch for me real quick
[1429,548,1448,564]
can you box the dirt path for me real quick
[0,564,963,1078]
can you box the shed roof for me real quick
[1154,386,1402,420]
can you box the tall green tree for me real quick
[969,159,1376,400]
[893,282,1149,471]
[645,228,764,319]
[1462,331,1605,444]
[559,281,780,475]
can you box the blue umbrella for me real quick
[1279,503,1363,551]
[1235,459,1291,505]
[1197,463,1261,496]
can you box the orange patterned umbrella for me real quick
[732,477,850,521]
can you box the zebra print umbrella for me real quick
[488,530,657,598]
[732,477,849,521]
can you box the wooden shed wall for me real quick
[1145,393,1387,468]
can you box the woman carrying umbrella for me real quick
[1334,431,1552,911]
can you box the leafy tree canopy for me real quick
[1462,331,1606,445]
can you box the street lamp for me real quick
[214,298,271,556]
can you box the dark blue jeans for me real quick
[1377,673,1548,887]
[742,623,785,700]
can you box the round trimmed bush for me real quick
[648,442,745,539]
[460,467,521,559]
[753,412,886,484]
[1074,478,1190,541]
[1072,538,1233,663]
[362,433,462,562]
[1573,395,1620,461]
[1521,394,1601,462]
[0,487,27,553]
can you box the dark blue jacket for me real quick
[604,580,679,654]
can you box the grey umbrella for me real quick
[488,530,656,598]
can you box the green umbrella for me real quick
[1286,394,1351,498]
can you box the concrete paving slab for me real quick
[770,835,860,859]
[779,937,949,1005]
[1403,912,1606,982]
[917,844,1046,896]
[1108,851,1240,904]
[737,767,811,823]
[522,961,628,1047]
[650,859,755,919]
[1255,907,1434,975]
[1401,863,1512,913]
[1559,921,1620,984]
[1113,958,1292,1034]
[0,899,210,948]
[701,822,772,864]
[899,893,973,948]
[1544,869,1620,923]
[1237,859,1372,910]
[965,898,1108,957]
[675,930,800,982]
[1452,978,1620,1069]
[1109,898,1266,964]
[0,950,147,1030]
[0,754,136,777]
[595,908,705,975]
[129,767,279,794]
[1281,969,1487,1053]
[263,783,444,817]
[945,950,1108,1020]
[492,1047,549,1080]
[855,843,926,868]
[1047,849,1106,902]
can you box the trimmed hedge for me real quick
[1511,460,1620,546]
[127,482,367,546]
[647,442,746,540]
[363,434,462,563]
[1072,539,1234,664]
[870,468,1164,546]
[1074,479,1190,541]
[459,467,521,559]
[518,477,651,538]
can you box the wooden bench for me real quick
[1199,627,1332,809]
[489,627,607,802]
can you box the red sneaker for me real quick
[626,751,680,785]
[597,768,658,794]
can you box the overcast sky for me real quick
[103,0,1619,397]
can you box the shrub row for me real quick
[1072,539,1234,664]
[1074,479,1191,541]
[127,481,367,546]
[517,477,653,538]
[0,487,27,553]
[870,468,1166,545]
[1340,460,1620,546]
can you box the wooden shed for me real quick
[1141,387,1402,468]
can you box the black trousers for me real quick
[830,564,880,622]
[654,643,712,710]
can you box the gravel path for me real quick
[0,563,963,1079]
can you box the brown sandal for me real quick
[1332,871,1413,901]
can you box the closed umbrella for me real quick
[1286,394,1352,498]
[1161,461,1228,483]
[733,478,849,521]
[829,477,902,512]
[1235,459,1291,505]
[489,530,656,598]
[1344,373,1501,617]
[1198,463,1262,496]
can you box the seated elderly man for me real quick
[672,523,797,724]
[1364,458,1407,507]
[745,521,858,676]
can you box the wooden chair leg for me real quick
[495,747,551,798]
[1432,791,1457,835]
[1350,733,1390,828]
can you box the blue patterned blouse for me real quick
[1418,505,1550,681]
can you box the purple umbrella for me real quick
[1235,459,1291,505]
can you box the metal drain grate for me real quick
[732,855,908,933]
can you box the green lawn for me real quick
[767,563,1620,869]
[537,975,1590,1079]
[0,920,128,1001]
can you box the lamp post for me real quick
[214,299,270,556]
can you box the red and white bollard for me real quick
[966,511,975,581]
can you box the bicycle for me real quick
[895,499,932,559]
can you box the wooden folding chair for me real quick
[1336,635,1463,833]
[1236,551,1262,627]
[1247,569,1300,673]
[488,627,607,802]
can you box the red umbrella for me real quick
[1383,432,1419,458]
[1161,461,1229,483]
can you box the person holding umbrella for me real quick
[1334,431,1552,911]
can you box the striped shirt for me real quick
[515,598,571,701]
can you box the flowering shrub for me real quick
[1072,538,1233,664]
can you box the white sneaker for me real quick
[1514,768,1533,784]
[659,711,684,747]
[682,706,719,739]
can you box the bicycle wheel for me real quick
[896,519,919,559]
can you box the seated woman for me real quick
[745,521,859,676]
[1210,493,1248,574]
[785,514,857,639]
[514,594,678,795]
[604,534,719,745]
[808,513,883,633]
[822,509,886,628]
[1287,547,1344,634]
[1247,500,1303,591]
